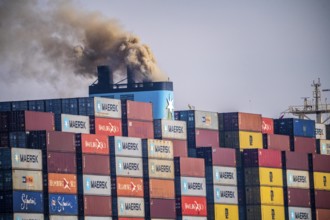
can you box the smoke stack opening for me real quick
[97,66,113,85]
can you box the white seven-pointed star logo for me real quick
[166,95,174,113]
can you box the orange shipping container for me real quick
[48,173,77,194]
[148,179,175,199]
[91,117,122,136]
[81,133,109,155]
[115,177,144,197]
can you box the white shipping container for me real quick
[214,185,238,204]
[147,159,174,179]
[213,166,237,186]
[83,175,111,196]
[180,177,206,197]
[288,207,312,220]
[61,114,90,134]
[194,110,219,130]
[145,139,174,159]
[50,216,78,220]
[11,148,42,170]
[12,170,43,191]
[94,97,121,119]
[113,136,142,157]
[286,170,310,189]
[319,140,330,155]
[116,157,143,177]
[158,119,187,140]
[315,123,326,140]
[117,197,145,217]
[13,213,44,220]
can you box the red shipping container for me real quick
[46,151,77,173]
[282,151,309,171]
[13,111,54,131]
[81,154,110,175]
[197,147,236,167]
[194,129,219,148]
[263,134,290,151]
[90,117,122,136]
[165,139,188,157]
[312,154,330,172]
[315,190,330,209]
[285,188,311,207]
[80,133,109,155]
[82,195,112,216]
[291,136,316,154]
[174,157,205,177]
[261,117,274,134]
[118,219,144,220]
[147,198,176,219]
[243,149,282,168]
[115,177,144,197]
[124,120,154,139]
[177,196,207,216]
[148,179,175,199]
[316,209,330,220]
[45,131,76,152]
[124,100,153,121]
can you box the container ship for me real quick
[0,65,329,220]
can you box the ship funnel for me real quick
[97,65,113,85]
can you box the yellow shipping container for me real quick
[245,167,283,187]
[214,204,239,220]
[246,205,285,220]
[314,172,330,191]
[239,131,263,149]
[246,186,284,206]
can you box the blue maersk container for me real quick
[274,118,315,138]
[0,191,44,213]
[48,194,78,215]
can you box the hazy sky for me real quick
[1,0,329,119]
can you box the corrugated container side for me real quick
[112,156,143,178]
[142,139,174,159]
[282,151,309,170]
[61,114,90,134]
[262,134,290,151]
[78,154,110,175]
[82,175,111,196]
[261,117,274,134]
[79,195,112,216]
[84,217,112,220]
[14,111,55,132]
[274,118,315,138]
[145,198,176,219]
[223,112,262,132]
[246,205,285,220]
[0,101,12,112]
[144,159,174,179]
[77,133,110,155]
[313,172,330,190]
[314,190,330,209]
[122,120,154,139]
[211,166,237,186]
[50,216,78,220]
[176,110,219,130]
[116,197,145,217]
[90,117,122,136]
[311,154,330,172]
[0,112,9,132]
[28,100,45,112]
[177,217,207,220]
[174,157,205,177]
[153,119,187,140]
[1,191,44,213]
[61,98,78,115]
[169,139,188,157]
[196,147,236,167]
[47,194,78,215]
[317,139,330,155]
[188,128,219,148]
[244,167,283,187]
[109,136,142,157]
[14,213,44,220]
[146,178,175,199]
[315,209,330,220]
[245,186,284,205]
[9,148,42,170]
[45,152,76,174]
[211,185,238,204]
[284,188,311,207]
[214,204,239,220]
[122,100,153,121]
[176,196,207,216]
[47,173,77,194]
[287,207,312,220]
[290,136,316,154]
[243,149,282,168]
[285,170,310,189]
[315,123,326,139]
[45,99,62,114]
[93,97,122,118]
[9,170,43,191]
[113,176,144,197]
[176,177,206,197]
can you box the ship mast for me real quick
[285,78,330,124]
